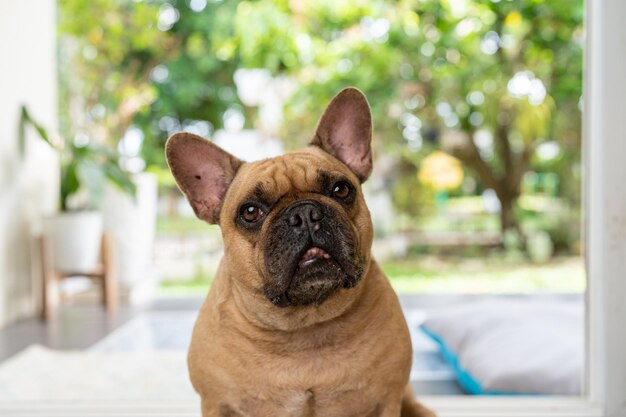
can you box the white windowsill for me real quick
[0,397,604,417]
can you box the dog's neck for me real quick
[214,257,381,339]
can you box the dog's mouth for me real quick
[297,246,332,269]
[282,244,342,307]
[262,203,365,308]
[264,241,364,308]
[261,244,344,308]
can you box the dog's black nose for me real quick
[285,200,324,230]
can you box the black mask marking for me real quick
[262,199,364,307]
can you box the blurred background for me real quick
[0,0,584,402]
[55,0,583,296]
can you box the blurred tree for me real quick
[58,0,583,238]
[59,0,174,147]
[403,0,583,235]
[222,0,583,235]
[133,0,243,167]
[59,0,243,168]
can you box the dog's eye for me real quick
[332,182,352,199]
[240,205,265,223]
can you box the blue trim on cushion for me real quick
[420,325,484,394]
[420,325,536,396]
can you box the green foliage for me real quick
[21,105,135,211]
[58,0,583,241]
[223,0,583,230]
[390,158,436,218]
[59,0,244,168]
[59,0,171,141]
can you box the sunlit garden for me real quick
[58,0,584,296]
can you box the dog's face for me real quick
[219,146,373,307]
[166,88,374,308]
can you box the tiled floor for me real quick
[0,298,201,362]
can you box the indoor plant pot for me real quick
[22,106,135,277]
[42,211,103,273]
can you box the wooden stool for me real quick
[39,233,118,320]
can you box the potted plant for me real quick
[20,105,135,273]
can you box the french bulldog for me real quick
[166,88,436,417]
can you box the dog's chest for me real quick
[220,388,382,417]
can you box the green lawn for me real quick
[158,276,213,297]
[158,255,584,296]
[382,256,584,293]
[157,215,220,236]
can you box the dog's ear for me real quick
[166,132,242,224]
[311,87,373,182]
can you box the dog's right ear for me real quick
[311,87,373,182]
[166,132,242,224]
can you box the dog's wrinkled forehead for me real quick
[228,147,358,204]
[165,88,372,225]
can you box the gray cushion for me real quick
[421,298,583,395]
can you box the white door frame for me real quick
[1,1,625,417]
[583,0,626,416]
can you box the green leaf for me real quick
[60,162,80,210]
[103,162,137,200]
[20,105,56,149]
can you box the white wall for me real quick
[0,1,59,327]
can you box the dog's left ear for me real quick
[166,132,242,224]
[311,87,373,182]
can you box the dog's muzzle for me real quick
[262,199,364,308]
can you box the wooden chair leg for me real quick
[39,236,58,320]
[101,233,118,314]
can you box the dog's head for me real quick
[166,88,374,308]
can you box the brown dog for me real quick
[166,88,436,417]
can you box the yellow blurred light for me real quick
[418,150,464,191]
[505,11,522,28]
